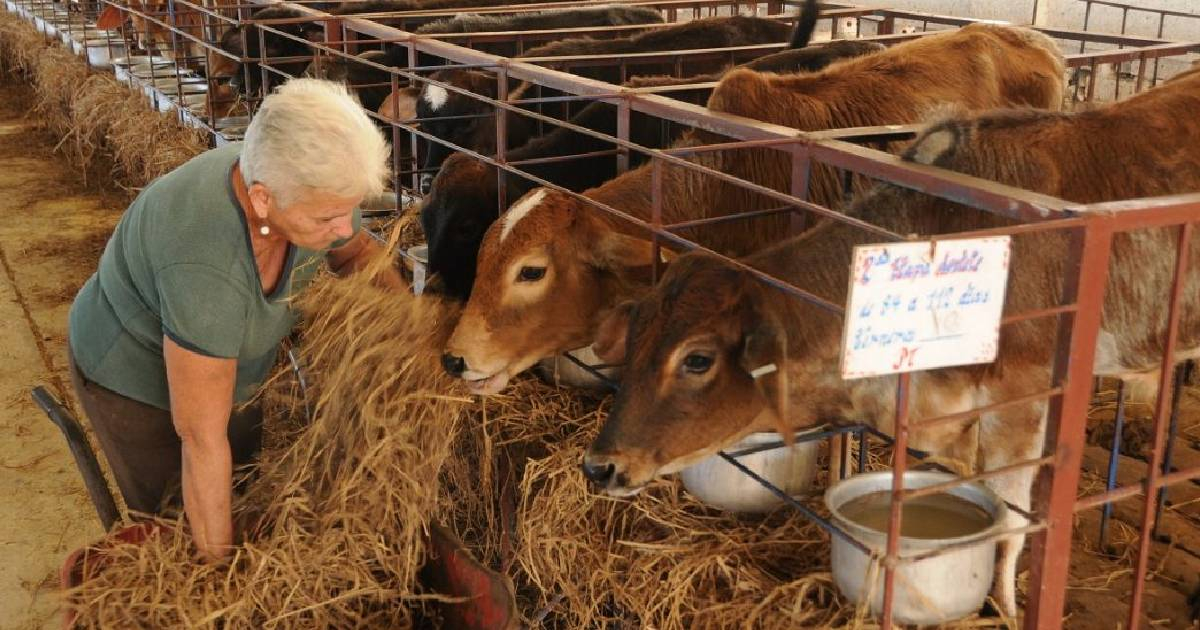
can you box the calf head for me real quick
[414,69,499,194]
[421,152,504,300]
[127,0,167,52]
[581,255,796,496]
[443,188,660,394]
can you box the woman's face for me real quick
[251,186,361,250]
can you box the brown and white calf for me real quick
[441,23,1065,394]
[582,65,1200,616]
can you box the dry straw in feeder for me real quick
[67,252,473,627]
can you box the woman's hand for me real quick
[163,336,238,562]
[327,231,408,292]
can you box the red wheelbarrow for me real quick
[34,386,518,629]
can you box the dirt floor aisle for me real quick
[0,80,123,629]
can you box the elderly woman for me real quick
[67,79,402,560]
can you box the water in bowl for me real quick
[839,490,993,539]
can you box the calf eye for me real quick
[517,266,546,282]
[682,354,714,374]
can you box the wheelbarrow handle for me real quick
[31,386,121,532]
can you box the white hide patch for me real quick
[500,189,548,242]
[422,85,449,111]
[909,129,956,165]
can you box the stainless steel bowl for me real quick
[825,470,1008,625]
[83,40,126,69]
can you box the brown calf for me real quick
[442,24,1065,394]
[583,65,1200,616]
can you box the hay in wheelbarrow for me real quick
[64,250,473,627]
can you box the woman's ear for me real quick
[246,183,273,221]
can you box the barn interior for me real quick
[0,0,1199,627]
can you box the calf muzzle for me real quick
[441,353,466,377]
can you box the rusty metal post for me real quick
[495,66,510,211]
[616,97,631,175]
[1127,222,1193,630]
[1080,1,1092,53]
[650,157,663,284]
[388,72,402,200]
[880,371,913,630]
[1085,58,1098,103]
[1151,13,1166,86]
[1153,362,1189,538]
[789,142,811,236]
[1026,219,1115,629]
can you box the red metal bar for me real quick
[1127,222,1193,630]
[903,456,1056,501]
[913,387,1064,432]
[880,371,912,630]
[1025,218,1115,629]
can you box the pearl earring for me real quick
[260,225,270,236]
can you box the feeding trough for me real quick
[825,470,1007,625]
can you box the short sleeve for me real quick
[156,263,249,359]
[328,207,363,251]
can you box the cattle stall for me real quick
[6,0,1200,626]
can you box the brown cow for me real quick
[405,14,802,191]
[441,24,1065,394]
[582,65,1200,616]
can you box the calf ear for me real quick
[592,301,636,364]
[378,87,421,122]
[739,307,791,444]
[95,5,125,29]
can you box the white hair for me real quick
[241,78,389,207]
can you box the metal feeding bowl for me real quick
[152,77,207,94]
[825,470,1008,625]
[113,55,173,83]
[405,244,429,295]
[679,432,819,513]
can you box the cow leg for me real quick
[978,399,1047,619]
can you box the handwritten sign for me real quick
[840,237,1011,379]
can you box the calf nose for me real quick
[441,353,466,377]
[581,454,617,486]
[419,174,433,195]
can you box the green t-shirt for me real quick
[68,142,360,410]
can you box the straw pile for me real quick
[0,12,207,187]
[66,254,472,627]
[0,11,45,76]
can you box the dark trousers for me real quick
[67,345,263,515]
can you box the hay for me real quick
[32,45,87,137]
[438,369,853,628]
[66,253,472,627]
[0,12,47,76]
[0,12,207,188]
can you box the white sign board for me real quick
[840,237,1011,380]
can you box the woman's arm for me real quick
[327,231,406,291]
[163,336,237,562]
